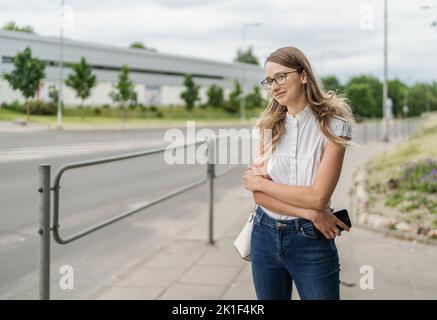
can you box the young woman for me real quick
[243,46,355,300]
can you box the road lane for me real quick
[0,129,246,299]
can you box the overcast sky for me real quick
[1,0,436,84]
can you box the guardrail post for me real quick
[38,164,51,300]
[207,137,216,245]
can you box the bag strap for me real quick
[248,203,257,222]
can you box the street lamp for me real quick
[240,22,262,123]
[420,5,436,113]
[57,0,65,130]
[382,2,436,141]
[382,0,389,142]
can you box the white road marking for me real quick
[0,139,170,163]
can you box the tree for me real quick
[235,46,259,65]
[225,80,242,113]
[110,65,137,122]
[321,75,343,92]
[407,83,431,116]
[65,57,96,120]
[345,75,383,118]
[206,84,224,108]
[346,83,377,118]
[180,74,200,115]
[3,47,45,122]
[2,21,34,33]
[388,79,407,117]
[427,81,437,112]
[245,85,265,110]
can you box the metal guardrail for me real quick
[355,116,421,144]
[37,137,238,300]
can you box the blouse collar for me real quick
[285,105,311,125]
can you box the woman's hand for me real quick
[310,209,350,240]
[243,159,272,191]
[250,158,271,180]
[243,168,266,192]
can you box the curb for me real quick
[354,222,437,246]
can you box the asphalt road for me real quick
[0,127,247,299]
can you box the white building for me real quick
[0,29,264,107]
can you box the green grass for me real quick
[370,143,420,171]
[0,108,23,121]
[0,106,264,128]
[364,112,437,229]
[368,113,437,171]
[385,190,404,207]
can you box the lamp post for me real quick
[382,0,389,142]
[240,22,261,123]
[57,0,65,129]
[421,5,436,113]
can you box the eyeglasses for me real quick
[260,71,299,90]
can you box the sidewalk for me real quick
[0,120,50,132]
[89,136,437,300]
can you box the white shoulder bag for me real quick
[233,204,257,261]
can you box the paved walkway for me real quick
[89,136,437,300]
[0,120,50,132]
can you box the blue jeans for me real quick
[251,205,340,300]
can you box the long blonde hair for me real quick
[256,46,356,157]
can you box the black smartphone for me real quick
[332,209,352,231]
[314,209,352,239]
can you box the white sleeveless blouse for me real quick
[260,105,352,220]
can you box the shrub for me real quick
[5,100,22,112]
[22,100,56,115]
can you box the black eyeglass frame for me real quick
[260,70,300,90]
